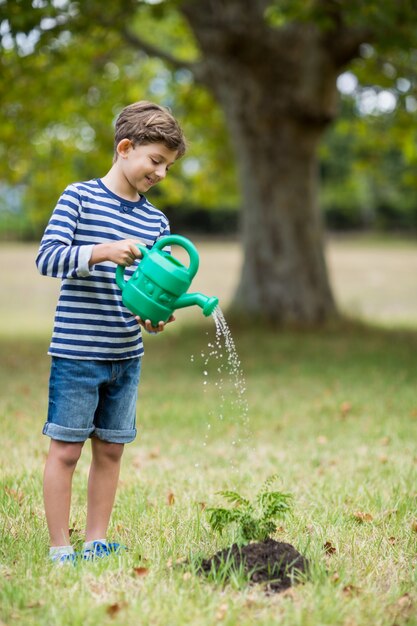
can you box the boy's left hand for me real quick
[135,315,176,333]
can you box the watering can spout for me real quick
[175,293,219,317]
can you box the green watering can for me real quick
[115,235,219,327]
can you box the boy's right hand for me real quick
[90,239,143,267]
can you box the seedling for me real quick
[205,475,293,545]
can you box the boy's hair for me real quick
[114,101,186,159]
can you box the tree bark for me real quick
[180,0,361,323]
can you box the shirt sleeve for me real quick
[35,185,95,279]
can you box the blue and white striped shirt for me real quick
[36,178,170,360]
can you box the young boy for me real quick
[36,101,186,563]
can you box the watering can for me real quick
[115,234,219,327]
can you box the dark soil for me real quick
[198,538,309,593]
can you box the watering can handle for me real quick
[115,244,148,290]
[153,235,200,279]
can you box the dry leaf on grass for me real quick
[340,402,352,416]
[5,487,24,504]
[353,511,373,523]
[133,567,149,577]
[342,584,361,596]
[215,603,228,621]
[106,602,127,617]
[323,541,337,554]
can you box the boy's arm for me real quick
[36,185,94,279]
[36,185,142,278]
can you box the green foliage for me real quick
[1,0,417,237]
[206,475,293,545]
[0,0,238,235]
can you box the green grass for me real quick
[1,319,417,626]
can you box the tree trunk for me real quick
[225,100,335,323]
[181,0,348,323]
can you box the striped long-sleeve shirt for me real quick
[36,178,170,360]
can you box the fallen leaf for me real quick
[397,593,412,610]
[5,487,24,504]
[342,584,361,596]
[388,536,396,544]
[115,523,127,533]
[411,520,417,532]
[340,401,352,416]
[167,492,175,506]
[148,447,160,459]
[182,572,192,581]
[106,602,126,617]
[198,501,206,511]
[323,541,336,554]
[379,454,388,463]
[26,601,44,609]
[353,511,373,523]
[215,603,228,621]
[133,567,149,577]
[176,556,187,565]
[331,572,340,583]
[389,593,414,621]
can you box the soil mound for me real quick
[199,538,308,593]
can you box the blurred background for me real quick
[0,0,416,330]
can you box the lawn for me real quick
[0,238,416,626]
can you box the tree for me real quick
[1,0,417,323]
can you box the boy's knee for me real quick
[93,440,124,463]
[51,440,84,468]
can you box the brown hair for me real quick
[114,100,186,159]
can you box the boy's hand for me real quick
[135,315,176,333]
[90,239,143,267]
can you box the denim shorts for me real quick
[43,357,142,444]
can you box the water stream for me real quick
[191,305,252,471]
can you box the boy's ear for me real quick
[116,138,133,158]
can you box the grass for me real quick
[1,322,417,625]
[1,239,417,625]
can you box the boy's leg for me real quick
[43,439,84,546]
[85,439,124,541]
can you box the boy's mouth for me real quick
[145,176,156,186]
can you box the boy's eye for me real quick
[151,158,161,165]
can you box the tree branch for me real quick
[119,25,207,82]
[327,25,373,68]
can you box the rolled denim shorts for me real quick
[43,356,142,444]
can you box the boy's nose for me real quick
[154,164,167,179]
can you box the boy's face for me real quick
[117,140,178,195]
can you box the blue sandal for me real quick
[50,552,77,566]
[83,541,127,560]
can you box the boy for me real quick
[36,101,186,563]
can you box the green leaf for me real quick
[216,490,251,509]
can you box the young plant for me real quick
[205,475,293,545]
